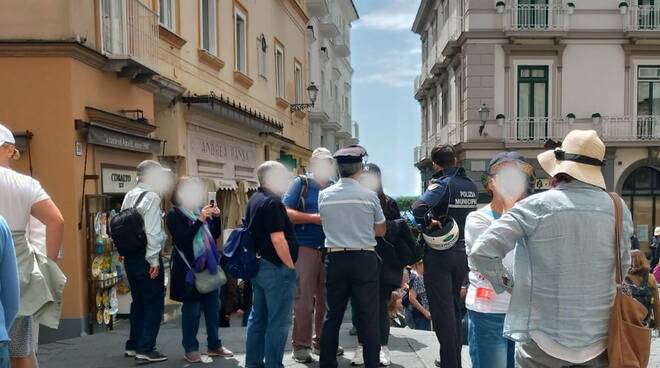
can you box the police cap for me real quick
[333,145,367,164]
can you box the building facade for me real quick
[413,0,660,252]
[306,0,359,152]
[0,0,312,341]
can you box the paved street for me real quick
[36,314,660,368]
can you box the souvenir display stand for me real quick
[86,195,122,334]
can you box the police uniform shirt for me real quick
[413,166,478,249]
[318,178,386,249]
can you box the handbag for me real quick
[607,193,651,368]
[174,246,227,294]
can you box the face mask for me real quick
[494,167,528,200]
[360,173,381,192]
[176,180,205,209]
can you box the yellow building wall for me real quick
[156,0,310,150]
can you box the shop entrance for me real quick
[621,165,660,255]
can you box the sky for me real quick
[351,0,422,197]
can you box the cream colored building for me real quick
[0,0,312,341]
[306,0,359,152]
[413,0,660,252]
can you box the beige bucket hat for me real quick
[537,129,606,189]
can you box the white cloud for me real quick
[355,68,419,88]
[354,0,421,31]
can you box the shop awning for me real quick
[213,178,238,191]
[181,93,283,134]
[85,123,162,154]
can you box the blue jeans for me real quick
[412,315,432,331]
[467,310,514,368]
[0,342,8,368]
[246,260,296,368]
[182,289,221,353]
[124,257,165,354]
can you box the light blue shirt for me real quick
[469,181,632,350]
[319,178,386,249]
[0,216,19,342]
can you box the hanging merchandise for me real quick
[85,195,123,334]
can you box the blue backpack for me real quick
[223,197,265,279]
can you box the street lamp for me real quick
[290,82,319,113]
[478,104,490,136]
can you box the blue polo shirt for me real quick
[282,176,326,249]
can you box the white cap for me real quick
[0,123,15,146]
[311,147,333,161]
[654,227,660,236]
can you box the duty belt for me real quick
[326,247,375,253]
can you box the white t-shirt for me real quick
[464,206,514,314]
[0,166,50,231]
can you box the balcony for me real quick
[503,116,660,145]
[323,102,342,131]
[414,58,435,99]
[432,16,463,74]
[333,34,350,57]
[625,6,660,32]
[414,146,423,163]
[319,14,341,38]
[100,0,158,73]
[503,2,569,33]
[307,0,329,17]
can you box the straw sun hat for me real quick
[537,130,606,189]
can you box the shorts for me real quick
[8,316,34,358]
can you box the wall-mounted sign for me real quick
[75,142,83,156]
[88,124,161,154]
[187,127,258,180]
[102,167,138,194]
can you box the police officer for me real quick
[412,145,478,368]
[318,145,386,368]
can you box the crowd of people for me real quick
[1,121,660,368]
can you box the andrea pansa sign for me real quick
[188,129,257,167]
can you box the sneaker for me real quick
[312,346,344,356]
[351,345,364,366]
[207,346,234,358]
[292,348,313,364]
[135,350,168,364]
[184,351,202,363]
[124,350,136,358]
[379,346,391,366]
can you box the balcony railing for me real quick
[625,6,660,32]
[319,13,341,37]
[602,116,660,141]
[503,117,572,143]
[436,16,463,56]
[504,3,569,32]
[100,0,158,70]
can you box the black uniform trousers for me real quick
[424,248,468,368]
[320,250,380,368]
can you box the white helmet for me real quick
[422,216,460,251]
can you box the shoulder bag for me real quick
[174,245,227,295]
[607,192,651,368]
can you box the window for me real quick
[638,0,658,30]
[101,0,126,55]
[441,86,450,127]
[320,70,325,108]
[258,34,267,78]
[159,0,175,31]
[275,43,285,98]
[200,0,217,55]
[637,66,660,138]
[294,61,303,104]
[517,65,549,140]
[235,8,247,73]
[431,94,439,133]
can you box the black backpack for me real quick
[110,191,149,259]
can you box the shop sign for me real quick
[102,167,138,194]
[188,129,257,171]
[88,125,161,154]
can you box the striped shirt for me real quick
[319,178,386,249]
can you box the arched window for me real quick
[621,166,660,254]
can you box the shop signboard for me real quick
[535,178,550,190]
[88,124,161,154]
[102,167,138,194]
[187,127,258,179]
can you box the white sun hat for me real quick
[537,129,606,189]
